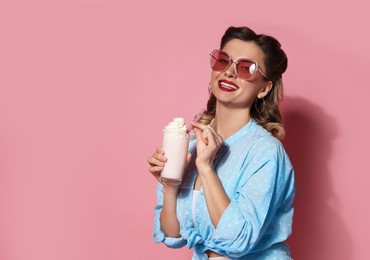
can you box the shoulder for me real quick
[225,120,288,164]
[248,121,286,158]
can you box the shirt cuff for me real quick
[153,230,186,248]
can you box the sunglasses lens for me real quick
[211,51,230,71]
[237,60,257,79]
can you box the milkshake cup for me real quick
[160,118,190,185]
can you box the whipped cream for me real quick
[163,118,187,135]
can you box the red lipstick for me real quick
[218,80,239,92]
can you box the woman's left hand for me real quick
[191,121,223,169]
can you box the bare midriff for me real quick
[206,250,224,257]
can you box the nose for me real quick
[224,61,237,78]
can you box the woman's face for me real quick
[210,39,272,109]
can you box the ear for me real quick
[257,81,273,99]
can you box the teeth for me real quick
[220,82,238,90]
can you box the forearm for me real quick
[159,186,181,237]
[198,165,230,228]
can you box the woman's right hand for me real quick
[147,146,167,183]
[148,146,192,184]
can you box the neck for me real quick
[213,102,251,139]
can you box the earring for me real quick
[208,83,212,94]
[254,98,266,114]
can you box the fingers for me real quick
[192,121,223,147]
[155,146,165,154]
[191,121,207,131]
[148,161,163,181]
[193,124,207,146]
[191,121,222,139]
[148,146,167,177]
[149,146,166,163]
[204,125,223,145]
[202,128,220,148]
[147,153,167,167]
[192,122,212,144]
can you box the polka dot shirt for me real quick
[153,119,295,259]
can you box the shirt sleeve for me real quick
[212,144,295,257]
[153,183,187,248]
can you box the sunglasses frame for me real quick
[210,49,269,80]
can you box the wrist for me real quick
[163,184,180,196]
[196,161,214,176]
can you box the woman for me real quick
[148,26,295,259]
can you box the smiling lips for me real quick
[218,80,239,92]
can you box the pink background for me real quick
[1,0,369,259]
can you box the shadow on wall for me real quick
[282,97,352,260]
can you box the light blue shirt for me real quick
[153,119,295,259]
